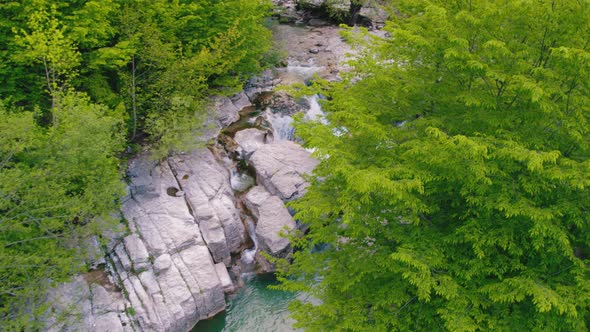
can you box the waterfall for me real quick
[304,95,328,125]
[230,168,255,192]
[241,219,258,264]
[267,111,295,141]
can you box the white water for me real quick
[230,168,255,192]
[267,111,295,141]
[276,60,321,84]
[241,219,259,264]
[304,95,328,125]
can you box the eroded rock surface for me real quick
[250,140,319,200]
[234,128,269,154]
[244,186,296,257]
[46,4,359,330]
[47,150,243,332]
[169,149,246,265]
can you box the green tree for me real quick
[279,1,590,331]
[14,6,81,123]
[0,92,125,329]
[2,0,273,156]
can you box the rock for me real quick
[170,149,246,264]
[250,141,319,200]
[85,236,106,269]
[124,234,151,272]
[45,276,91,331]
[94,151,235,331]
[230,91,252,110]
[245,69,276,98]
[45,7,371,329]
[94,312,125,331]
[234,128,269,154]
[125,156,201,253]
[244,186,296,257]
[114,243,133,272]
[153,254,172,273]
[215,263,236,293]
[252,91,274,109]
[254,251,277,273]
[218,134,240,156]
[243,185,271,217]
[254,116,273,132]
[308,18,329,27]
[253,91,307,116]
[92,312,125,332]
[177,245,225,318]
[298,0,325,10]
[91,284,123,314]
[138,270,175,331]
[213,96,240,127]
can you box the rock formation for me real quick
[43,3,384,329]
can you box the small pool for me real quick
[192,274,300,332]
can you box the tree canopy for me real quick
[279,1,590,331]
[1,0,273,155]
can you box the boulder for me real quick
[170,149,246,264]
[84,151,237,331]
[255,91,305,115]
[213,96,240,127]
[124,234,150,272]
[250,141,319,200]
[244,186,296,257]
[215,262,236,293]
[230,91,252,110]
[153,254,172,274]
[234,128,269,154]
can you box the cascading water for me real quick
[265,95,329,142]
[241,219,258,264]
[303,95,328,124]
[266,111,295,141]
[229,168,255,193]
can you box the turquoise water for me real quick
[192,274,300,332]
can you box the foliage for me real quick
[278,1,590,331]
[0,0,273,328]
[1,0,273,156]
[0,92,125,329]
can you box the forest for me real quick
[1,0,589,331]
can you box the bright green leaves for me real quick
[0,92,125,327]
[2,0,274,156]
[13,6,81,100]
[279,0,590,331]
[481,277,578,316]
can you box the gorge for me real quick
[44,3,386,330]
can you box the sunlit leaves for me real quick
[278,1,590,331]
